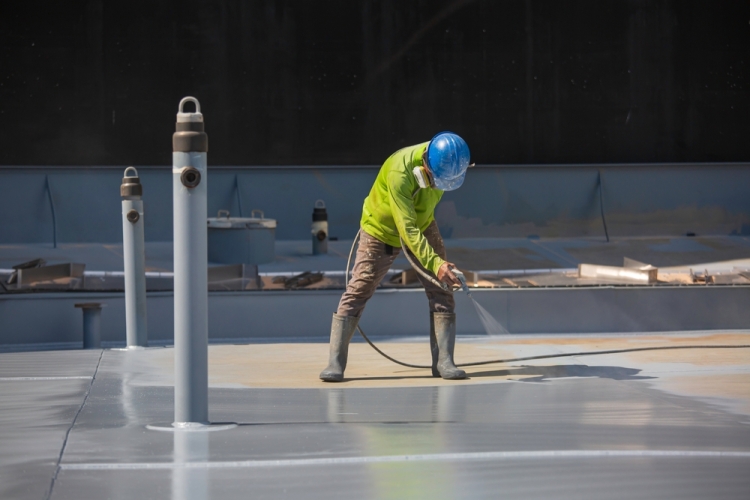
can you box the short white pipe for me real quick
[121,167,148,348]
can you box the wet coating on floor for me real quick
[1,332,749,499]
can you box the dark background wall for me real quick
[0,0,748,166]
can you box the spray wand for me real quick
[397,238,472,296]
[451,268,471,296]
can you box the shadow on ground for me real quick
[469,364,653,382]
[339,364,652,383]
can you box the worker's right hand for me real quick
[437,262,461,288]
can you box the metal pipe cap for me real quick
[121,167,143,198]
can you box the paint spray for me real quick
[453,269,509,336]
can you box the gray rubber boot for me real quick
[319,313,359,382]
[429,314,440,377]
[433,312,466,380]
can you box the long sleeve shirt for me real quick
[360,142,445,275]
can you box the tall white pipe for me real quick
[172,97,209,425]
[121,167,148,348]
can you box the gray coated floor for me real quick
[2,334,749,500]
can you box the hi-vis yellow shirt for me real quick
[360,142,445,275]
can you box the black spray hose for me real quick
[344,232,750,369]
[359,337,750,370]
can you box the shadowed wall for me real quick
[0,0,748,166]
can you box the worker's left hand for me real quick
[437,262,461,288]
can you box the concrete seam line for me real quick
[60,450,750,470]
[45,349,104,500]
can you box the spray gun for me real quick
[451,268,472,297]
[397,237,472,295]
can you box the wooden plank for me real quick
[578,263,658,283]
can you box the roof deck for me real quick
[2,331,749,499]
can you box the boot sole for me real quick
[319,373,343,382]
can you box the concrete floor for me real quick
[2,332,749,499]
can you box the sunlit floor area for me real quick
[2,331,749,499]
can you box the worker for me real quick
[320,132,471,382]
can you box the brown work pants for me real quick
[337,221,455,317]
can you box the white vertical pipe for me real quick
[172,430,209,500]
[172,97,209,425]
[121,167,148,348]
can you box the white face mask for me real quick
[413,166,433,189]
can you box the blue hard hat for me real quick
[426,132,470,191]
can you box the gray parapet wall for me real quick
[0,163,748,245]
[1,286,749,349]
